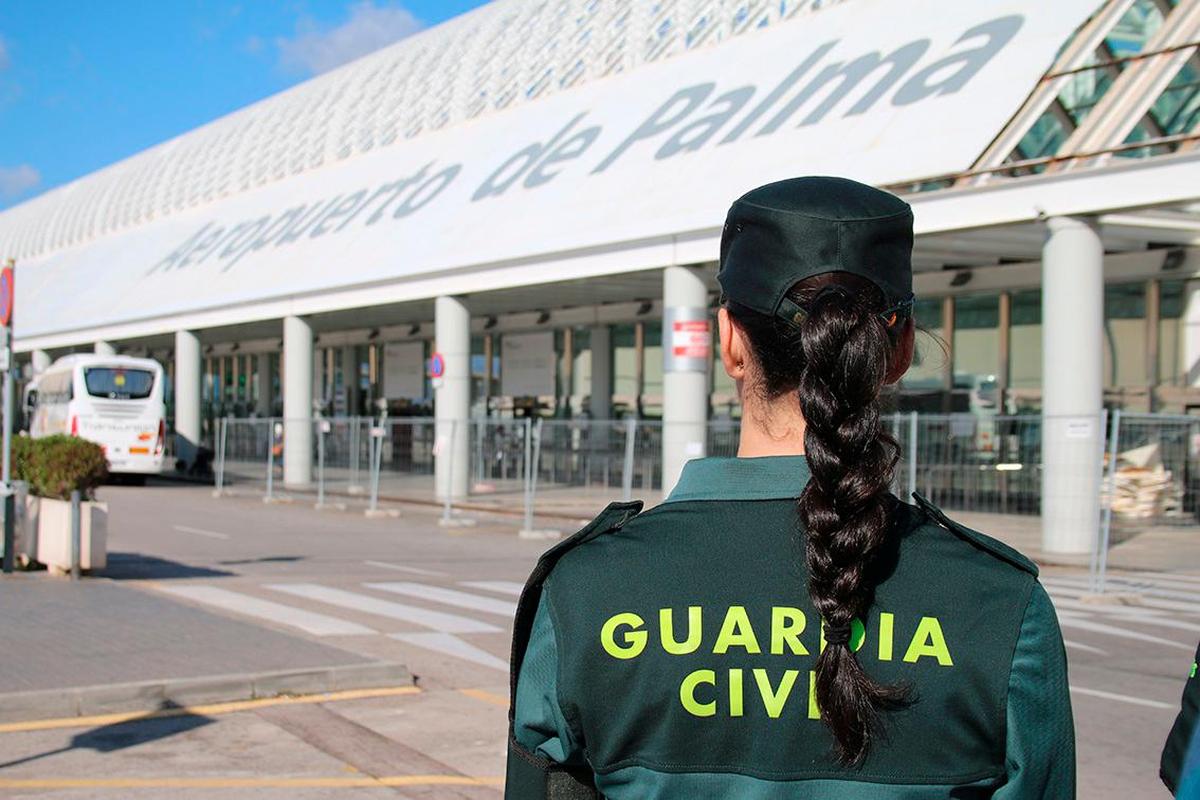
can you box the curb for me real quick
[0,661,411,724]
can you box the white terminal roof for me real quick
[4,0,1198,350]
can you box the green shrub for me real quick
[13,435,108,500]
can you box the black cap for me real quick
[718,177,914,326]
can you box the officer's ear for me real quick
[885,317,915,385]
[718,307,750,383]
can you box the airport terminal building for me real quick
[4,0,1199,551]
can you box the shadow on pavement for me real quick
[101,552,234,580]
[0,702,214,771]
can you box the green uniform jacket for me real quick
[509,456,1075,799]
[1162,641,1200,794]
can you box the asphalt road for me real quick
[0,481,1192,798]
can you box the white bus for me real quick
[28,354,166,476]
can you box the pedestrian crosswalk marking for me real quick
[1056,615,1193,651]
[156,571,1200,683]
[1050,596,1200,634]
[460,581,525,597]
[158,585,376,637]
[1043,580,1200,615]
[266,584,500,634]
[1069,685,1174,710]
[390,632,509,671]
[366,582,517,617]
[1129,571,1200,588]
[364,560,446,577]
[1044,575,1200,605]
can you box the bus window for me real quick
[84,367,155,400]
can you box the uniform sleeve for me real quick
[512,590,586,765]
[994,581,1076,800]
[1161,640,1200,793]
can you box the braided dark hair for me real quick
[727,272,909,765]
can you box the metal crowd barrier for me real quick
[208,410,1200,591]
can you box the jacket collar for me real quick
[665,456,811,503]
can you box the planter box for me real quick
[23,495,108,573]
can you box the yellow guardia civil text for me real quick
[599,606,954,719]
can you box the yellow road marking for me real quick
[0,775,504,789]
[0,685,421,734]
[458,688,508,708]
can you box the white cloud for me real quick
[276,2,422,76]
[0,164,40,199]
[0,36,10,71]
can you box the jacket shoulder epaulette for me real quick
[505,501,642,800]
[910,491,1038,577]
[508,500,643,712]
[538,500,644,567]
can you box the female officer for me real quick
[505,177,1075,799]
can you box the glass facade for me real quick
[1008,0,1194,171]
[1104,283,1148,388]
[1160,280,1188,386]
[612,323,640,412]
[186,274,1198,426]
[1009,290,1043,391]
[904,297,946,389]
[953,295,1001,393]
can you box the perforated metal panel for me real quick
[0,0,843,262]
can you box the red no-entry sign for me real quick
[0,266,14,327]
[428,351,446,379]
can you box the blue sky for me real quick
[0,1,488,210]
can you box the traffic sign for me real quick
[0,265,13,327]
[428,352,446,379]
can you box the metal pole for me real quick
[349,417,360,490]
[317,419,326,508]
[475,418,484,488]
[266,420,275,501]
[215,417,227,493]
[1095,408,1120,594]
[370,431,379,510]
[442,420,456,524]
[622,417,636,502]
[527,418,544,531]
[368,426,382,514]
[2,492,13,574]
[907,410,918,500]
[0,280,13,572]
[522,417,534,532]
[70,489,81,581]
[2,325,10,487]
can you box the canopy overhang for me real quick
[6,0,1162,352]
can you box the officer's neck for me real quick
[736,399,807,458]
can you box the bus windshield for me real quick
[84,367,155,400]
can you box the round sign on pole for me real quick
[0,266,14,327]
[428,352,446,379]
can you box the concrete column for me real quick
[1184,280,1200,387]
[174,331,202,467]
[283,315,314,486]
[435,296,470,500]
[31,349,51,376]
[255,353,272,416]
[589,325,613,420]
[661,266,709,498]
[94,341,116,356]
[1041,217,1104,555]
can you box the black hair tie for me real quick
[825,622,853,647]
